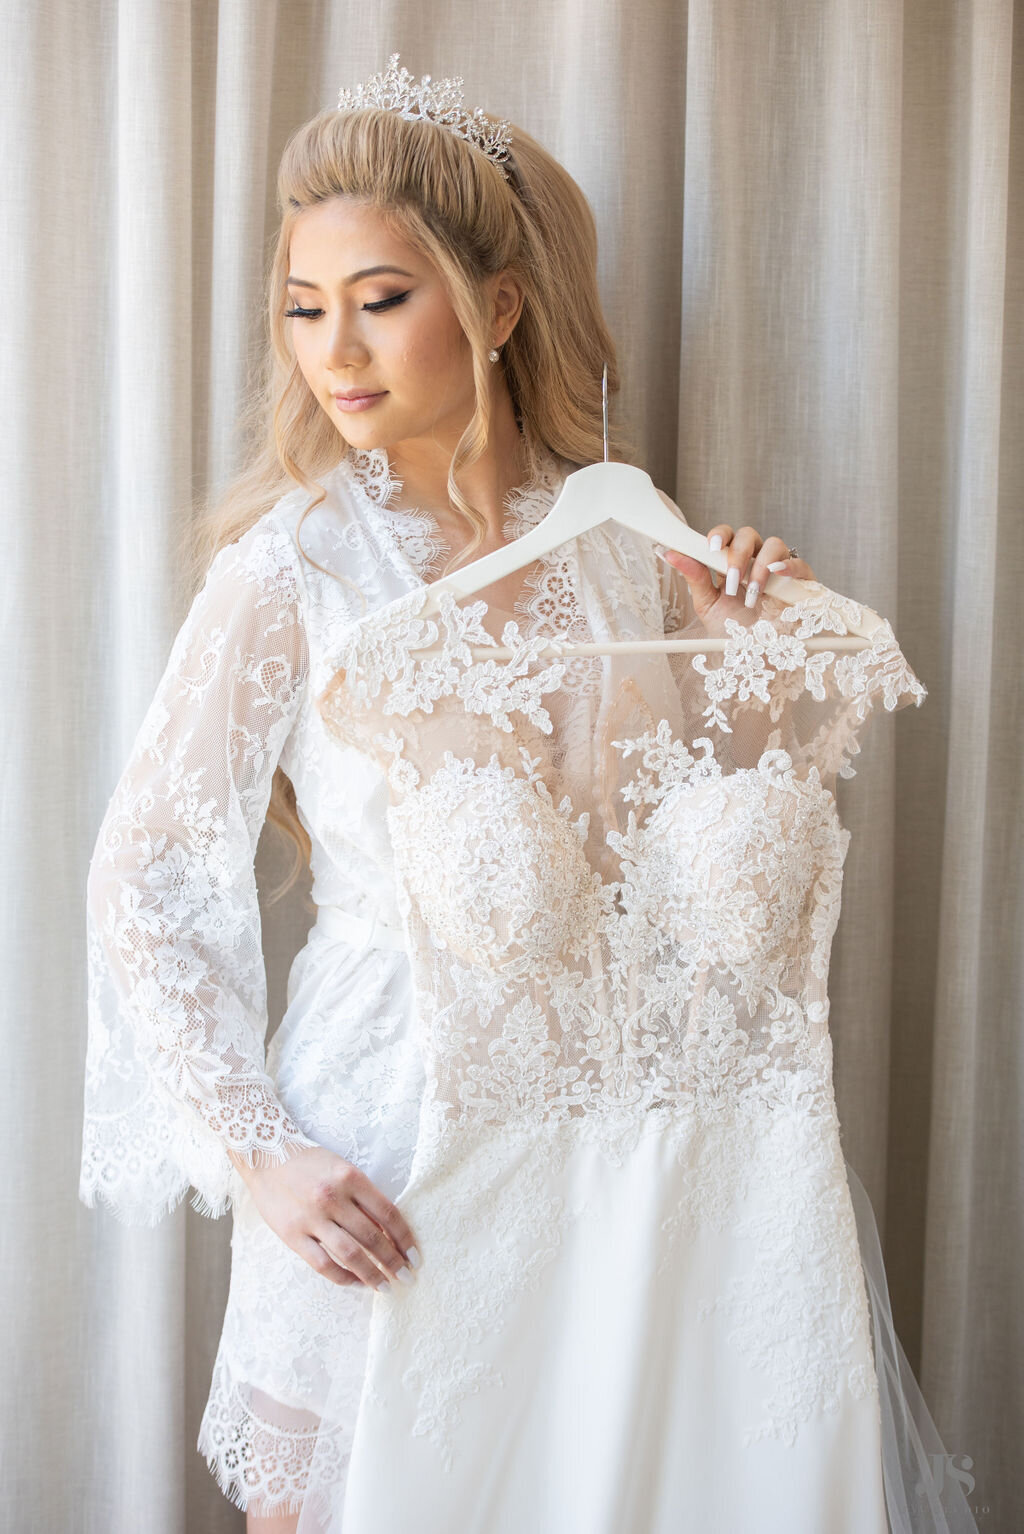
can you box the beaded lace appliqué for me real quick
[313,574,926,1466]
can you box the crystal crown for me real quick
[337,53,513,181]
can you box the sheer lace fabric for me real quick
[80,444,591,1512]
[315,548,925,1147]
[79,441,975,1528]
[296,545,972,1532]
[82,522,321,1223]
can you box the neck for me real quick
[381,383,532,543]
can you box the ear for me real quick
[491,268,525,344]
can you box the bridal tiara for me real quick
[336,53,514,182]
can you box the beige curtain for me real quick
[3,1,1018,1528]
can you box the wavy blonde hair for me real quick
[184,103,636,902]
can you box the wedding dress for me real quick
[293,515,978,1532]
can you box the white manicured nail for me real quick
[708,534,723,552]
[744,581,760,608]
[395,1265,415,1286]
[376,1277,391,1293]
[767,560,787,572]
[725,565,740,596]
[406,1246,421,1269]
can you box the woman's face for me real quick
[285,196,480,456]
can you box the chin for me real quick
[332,418,382,448]
[339,420,407,453]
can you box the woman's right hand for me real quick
[229,1143,421,1292]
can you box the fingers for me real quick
[307,1164,420,1292]
[297,1234,363,1288]
[670,524,815,612]
[715,525,761,598]
[342,1166,419,1264]
[320,1200,413,1285]
[252,1149,424,1292]
[745,535,816,605]
[662,524,758,616]
[310,1219,407,1292]
[658,547,718,618]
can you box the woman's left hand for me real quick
[660,523,817,623]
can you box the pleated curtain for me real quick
[1,1,1019,1528]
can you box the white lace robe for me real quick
[80,443,634,1512]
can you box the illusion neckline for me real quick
[330,440,599,657]
[336,440,570,582]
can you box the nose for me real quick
[322,307,371,372]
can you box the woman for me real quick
[81,58,842,1533]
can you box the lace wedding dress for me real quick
[294,499,977,1532]
[79,441,977,1531]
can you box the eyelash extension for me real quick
[283,291,411,319]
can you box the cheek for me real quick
[398,305,468,375]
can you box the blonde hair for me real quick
[184,103,636,901]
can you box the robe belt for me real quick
[313,902,407,950]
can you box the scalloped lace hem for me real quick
[79,1123,321,1227]
[197,1351,334,1516]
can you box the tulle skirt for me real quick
[845,1161,979,1532]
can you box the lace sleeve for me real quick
[774,584,929,784]
[79,516,319,1227]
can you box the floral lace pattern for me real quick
[79,442,590,1512]
[79,448,577,1227]
[82,521,320,1223]
[339,443,601,698]
[695,1115,878,1450]
[199,1353,328,1516]
[80,443,923,1514]
[309,562,926,1473]
[197,1179,370,1515]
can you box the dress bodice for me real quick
[316,560,926,1141]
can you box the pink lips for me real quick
[334,391,387,412]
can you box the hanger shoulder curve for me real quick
[413,459,880,644]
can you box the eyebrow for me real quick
[284,265,415,290]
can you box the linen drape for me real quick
[2,2,1018,1528]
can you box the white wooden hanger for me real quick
[409,365,880,658]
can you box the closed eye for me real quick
[284,291,411,319]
